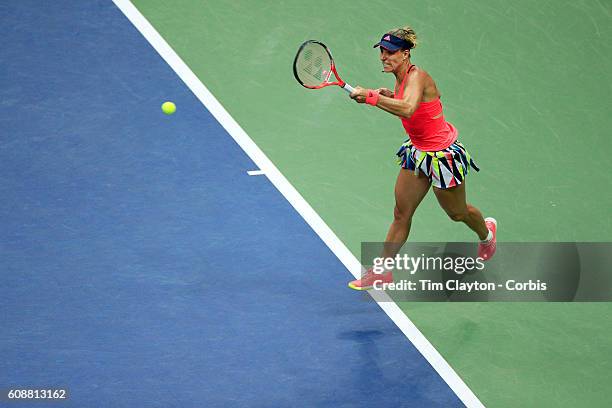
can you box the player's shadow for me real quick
[438,242,490,302]
[336,329,406,398]
[539,243,580,301]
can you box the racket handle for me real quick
[342,84,355,94]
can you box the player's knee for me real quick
[393,205,413,225]
[447,211,467,222]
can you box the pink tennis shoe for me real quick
[478,217,497,261]
[348,268,393,291]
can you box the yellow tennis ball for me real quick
[161,101,176,115]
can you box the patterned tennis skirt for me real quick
[396,140,479,189]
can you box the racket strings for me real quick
[295,43,332,87]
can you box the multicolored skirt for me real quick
[396,140,479,189]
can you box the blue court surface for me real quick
[1,2,463,407]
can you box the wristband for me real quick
[365,89,380,106]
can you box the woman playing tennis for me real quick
[348,27,497,290]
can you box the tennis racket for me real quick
[293,40,355,94]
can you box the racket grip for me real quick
[342,84,355,94]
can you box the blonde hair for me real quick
[387,26,418,49]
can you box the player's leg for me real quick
[381,168,432,258]
[348,169,430,290]
[432,182,497,260]
[432,182,487,239]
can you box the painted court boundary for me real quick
[111,1,485,406]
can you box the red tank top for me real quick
[394,65,457,151]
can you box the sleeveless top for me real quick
[394,65,457,151]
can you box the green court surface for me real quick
[131,1,612,406]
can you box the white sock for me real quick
[481,229,493,243]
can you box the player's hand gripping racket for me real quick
[293,40,355,94]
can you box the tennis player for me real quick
[348,27,497,290]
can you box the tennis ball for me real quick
[161,101,176,115]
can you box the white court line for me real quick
[112,1,485,406]
[247,170,265,176]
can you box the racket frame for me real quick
[293,40,354,94]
